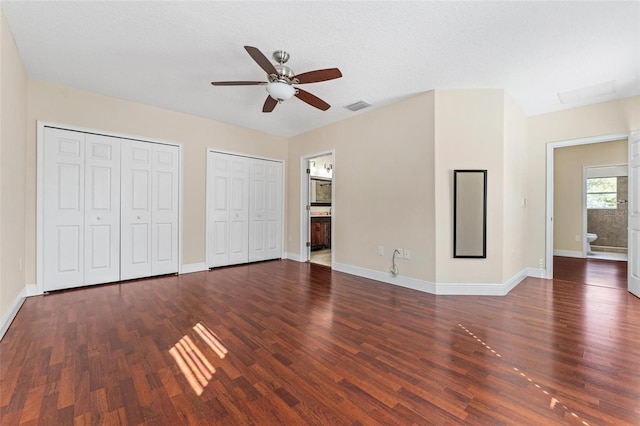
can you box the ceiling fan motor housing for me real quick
[272,64,295,83]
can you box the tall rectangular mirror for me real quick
[453,170,487,258]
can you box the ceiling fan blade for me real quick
[294,68,342,84]
[211,81,267,86]
[263,96,278,113]
[295,88,331,111]
[244,46,277,76]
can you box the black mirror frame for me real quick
[453,169,487,259]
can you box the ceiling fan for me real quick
[211,46,342,113]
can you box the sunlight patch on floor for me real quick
[194,322,228,359]
[169,322,228,395]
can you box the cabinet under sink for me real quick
[310,216,331,250]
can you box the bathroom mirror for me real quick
[453,170,487,258]
[310,178,332,206]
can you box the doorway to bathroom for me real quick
[584,165,628,261]
[546,133,639,298]
[303,152,334,267]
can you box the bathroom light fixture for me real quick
[324,163,333,172]
[266,82,296,102]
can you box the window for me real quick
[586,177,617,209]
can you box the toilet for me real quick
[586,233,598,253]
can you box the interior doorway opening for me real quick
[541,134,637,294]
[302,152,334,267]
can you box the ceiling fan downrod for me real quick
[270,50,296,84]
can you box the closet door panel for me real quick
[228,159,250,265]
[84,134,121,285]
[264,162,283,259]
[43,128,85,291]
[207,167,229,267]
[207,152,249,267]
[152,144,179,275]
[249,161,266,262]
[121,141,153,280]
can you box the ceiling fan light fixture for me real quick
[266,82,296,102]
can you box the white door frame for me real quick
[545,133,629,279]
[204,148,286,268]
[628,131,640,297]
[36,121,184,295]
[299,150,335,264]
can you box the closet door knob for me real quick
[96,216,102,221]
[137,215,142,220]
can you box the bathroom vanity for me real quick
[310,215,331,250]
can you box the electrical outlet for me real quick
[395,248,403,259]
[575,235,581,242]
[403,249,410,259]
[378,245,384,256]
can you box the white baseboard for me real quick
[180,262,208,274]
[25,283,41,297]
[503,268,529,294]
[284,252,302,262]
[526,267,548,279]
[0,287,27,341]
[434,268,528,295]
[332,263,530,296]
[333,262,437,293]
[553,250,584,258]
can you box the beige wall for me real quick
[434,89,506,284]
[289,89,530,286]
[1,10,637,314]
[502,93,527,281]
[25,79,288,285]
[0,8,28,321]
[526,96,640,268]
[554,140,627,252]
[288,92,436,282]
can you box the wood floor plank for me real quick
[1,257,638,424]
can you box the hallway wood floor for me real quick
[1,260,639,425]
[554,255,627,289]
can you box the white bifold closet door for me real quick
[43,129,121,291]
[249,160,283,262]
[207,152,250,267]
[43,127,179,291]
[121,141,179,280]
[207,151,282,268]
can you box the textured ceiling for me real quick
[2,1,639,137]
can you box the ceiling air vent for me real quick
[557,81,616,104]
[344,100,371,112]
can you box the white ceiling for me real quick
[2,1,639,138]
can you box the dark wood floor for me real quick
[1,259,639,425]
[554,255,627,289]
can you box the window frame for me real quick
[586,177,618,210]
